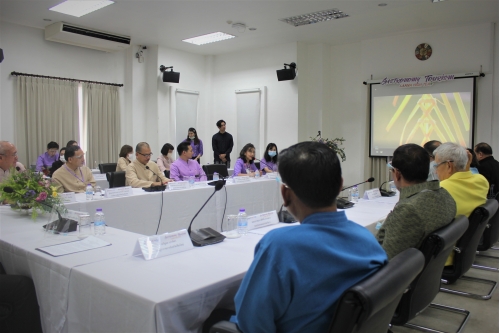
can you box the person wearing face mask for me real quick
[116,145,134,172]
[233,143,261,177]
[423,140,441,181]
[49,147,66,177]
[260,143,278,175]
[183,127,203,164]
[157,143,175,178]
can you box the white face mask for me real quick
[268,151,277,157]
[167,153,173,159]
[189,136,195,140]
[128,154,135,161]
[60,156,66,163]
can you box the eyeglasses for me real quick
[138,152,153,158]
[74,154,85,159]
[0,152,18,157]
[276,174,289,189]
[387,162,397,172]
[433,160,454,170]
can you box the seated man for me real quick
[0,141,25,184]
[126,142,171,188]
[434,142,489,265]
[423,140,441,181]
[377,144,456,259]
[36,141,59,174]
[226,142,387,333]
[52,145,95,193]
[474,142,499,199]
[170,142,207,182]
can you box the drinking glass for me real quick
[79,214,92,237]
[224,215,240,239]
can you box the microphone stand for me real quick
[144,166,166,192]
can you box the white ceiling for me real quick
[1,0,498,55]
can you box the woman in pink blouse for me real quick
[157,143,175,178]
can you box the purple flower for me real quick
[24,190,36,198]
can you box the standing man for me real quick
[0,141,25,183]
[51,145,95,193]
[170,142,207,182]
[126,142,171,188]
[36,141,59,174]
[474,142,499,199]
[212,120,233,167]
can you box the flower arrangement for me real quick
[0,168,63,220]
[310,132,347,162]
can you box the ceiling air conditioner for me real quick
[45,22,131,52]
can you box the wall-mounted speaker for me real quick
[276,68,296,81]
[163,71,180,83]
[0,49,4,63]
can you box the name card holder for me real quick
[59,192,77,203]
[168,181,189,191]
[105,186,132,199]
[233,176,251,184]
[193,182,209,188]
[247,210,279,230]
[132,229,194,260]
[266,172,277,179]
[363,188,382,200]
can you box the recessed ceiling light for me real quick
[49,0,114,18]
[43,18,53,21]
[431,0,447,2]
[280,8,348,27]
[378,3,387,7]
[182,32,236,46]
[249,27,257,31]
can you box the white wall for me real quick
[212,42,298,163]
[0,21,125,147]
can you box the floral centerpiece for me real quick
[0,168,63,220]
[311,132,346,162]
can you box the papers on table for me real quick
[36,236,111,257]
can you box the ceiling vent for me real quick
[45,22,131,52]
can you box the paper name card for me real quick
[266,172,277,179]
[233,176,251,184]
[132,229,194,260]
[104,186,132,199]
[93,174,107,180]
[247,210,279,230]
[59,192,77,203]
[363,188,382,200]
[194,182,208,188]
[168,181,189,191]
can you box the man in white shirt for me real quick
[0,141,25,183]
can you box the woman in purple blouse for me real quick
[260,143,278,174]
[183,127,203,164]
[233,143,261,177]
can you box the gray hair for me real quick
[136,142,150,153]
[0,141,14,155]
[433,142,468,171]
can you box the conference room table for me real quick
[65,177,283,236]
[0,194,398,333]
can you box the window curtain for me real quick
[15,77,79,167]
[370,157,391,190]
[82,83,120,168]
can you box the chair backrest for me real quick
[329,248,425,333]
[391,216,469,326]
[99,163,117,174]
[254,162,260,170]
[203,164,229,180]
[477,206,499,251]
[106,171,126,188]
[442,199,499,283]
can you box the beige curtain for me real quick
[82,83,120,168]
[15,77,79,167]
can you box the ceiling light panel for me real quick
[182,32,236,46]
[280,8,349,27]
[49,1,114,18]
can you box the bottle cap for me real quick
[239,208,245,212]
[96,208,102,212]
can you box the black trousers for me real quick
[0,275,43,333]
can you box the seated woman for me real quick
[260,143,278,174]
[49,147,66,177]
[116,145,133,172]
[233,143,261,177]
[157,143,174,178]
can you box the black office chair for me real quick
[391,216,469,333]
[209,249,425,333]
[440,199,499,300]
[473,207,499,272]
[106,171,126,188]
[99,163,117,174]
[203,164,229,181]
[254,162,260,170]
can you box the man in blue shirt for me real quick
[217,141,388,333]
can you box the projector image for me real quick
[163,71,180,83]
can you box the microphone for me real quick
[145,165,160,182]
[3,187,77,233]
[144,165,166,192]
[16,166,20,171]
[187,179,226,247]
[379,181,396,197]
[253,158,276,172]
[341,177,375,191]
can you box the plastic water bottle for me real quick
[254,169,260,179]
[237,208,248,235]
[389,181,397,193]
[94,208,106,235]
[213,172,219,181]
[188,174,195,187]
[86,184,93,201]
[351,186,359,203]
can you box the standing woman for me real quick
[157,143,175,178]
[260,143,278,174]
[183,128,203,164]
[233,143,261,177]
[116,145,133,172]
